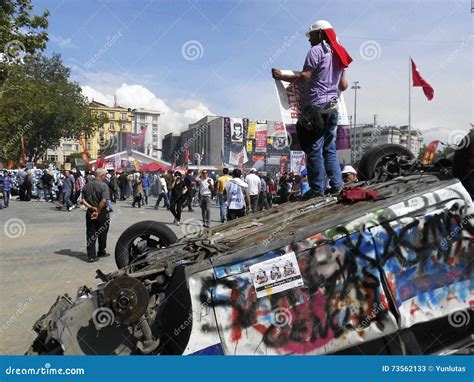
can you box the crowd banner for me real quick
[275,70,350,131]
[290,150,306,173]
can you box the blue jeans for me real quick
[298,109,342,194]
[142,187,149,204]
[43,186,53,201]
[218,194,226,222]
[61,190,73,208]
[3,190,10,206]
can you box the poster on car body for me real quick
[249,251,304,298]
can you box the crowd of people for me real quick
[0,164,360,215]
[0,163,360,263]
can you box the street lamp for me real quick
[351,81,361,161]
[127,108,137,152]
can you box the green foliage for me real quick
[1,0,50,81]
[0,54,96,163]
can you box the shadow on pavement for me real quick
[54,249,89,262]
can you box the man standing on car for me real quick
[272,20,352,199]
[82,168,110,262]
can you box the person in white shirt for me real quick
[245,168,261,213]
[226,168,250,220]
[195,170,215,228]
[154,172,170,209]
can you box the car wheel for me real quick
[115,221,178,269]
[358,144,415,181]
[452,130,474,196]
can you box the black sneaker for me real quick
[299,189,324,201]
[88,257,99,263]
[97,252,110,258]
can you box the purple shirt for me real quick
[302,41,344,107]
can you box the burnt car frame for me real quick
[28,133,474,356]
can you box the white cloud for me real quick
[81,83,213,136]
[49,34,77,49]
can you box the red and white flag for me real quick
[411,58,434,100]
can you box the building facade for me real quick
[86,101,133,160]
[350,124,423,162]
[43,136,81,165]
[130,108,162,160]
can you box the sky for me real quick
[32,0,473,143]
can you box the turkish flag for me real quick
[411,59,434,100]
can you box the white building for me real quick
[43,136,81,165]
[131,108,162,160]
[350,124,423,162]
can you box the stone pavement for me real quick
[0,197,222,355]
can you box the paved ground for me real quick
[0,197,223,355]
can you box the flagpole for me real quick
[408,57,411,151]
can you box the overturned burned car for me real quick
[28,134,474,356]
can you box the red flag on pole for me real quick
[19,134,27,164]
[421,140,440,165]
[411,59,434,100]
[79,136,91,169]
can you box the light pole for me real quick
[351,81,361,161]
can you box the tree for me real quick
[1,0,50,82]
[0,54,99,163]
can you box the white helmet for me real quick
[305,20,333,37]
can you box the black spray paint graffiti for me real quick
[199,203,472,353]
[200,236,388,353]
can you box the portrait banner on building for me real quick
[246,139,253,153]
[247,121,256,139]
[290,150,306,174]
[114,154,121,169]
[267,156,281,166]
[255,123,267,153]
[229,146,248,166]
[230,118,244,143]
